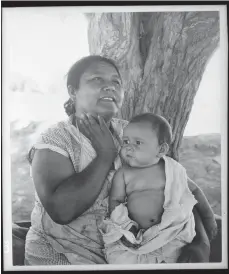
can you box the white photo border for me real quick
[2,3,228,271]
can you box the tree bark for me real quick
[87,12,219,160]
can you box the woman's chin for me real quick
[77,108,118,123]
[95,110,117,121]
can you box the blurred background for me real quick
[3,8,221,222]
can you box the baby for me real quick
[100,113,217,264]
[109,113,172,230]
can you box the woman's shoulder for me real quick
[28,117,82,166]
[31,118,75,151]
[40,118,73,139]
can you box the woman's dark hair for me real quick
[129,113,173,145]
[64,55,121,116]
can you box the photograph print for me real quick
[2,3,227,270]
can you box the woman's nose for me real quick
[102,86,116,94]
[100,86,117,101]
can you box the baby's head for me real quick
[121,113,172,167]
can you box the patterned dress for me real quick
[24,115,128,265]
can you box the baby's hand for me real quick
[202,216,218,241]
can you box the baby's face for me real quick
[121,122,161,168]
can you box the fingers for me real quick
[89,115,100,128]
[98,115,109,132]
[81,113,99,127]
[178,250,208,263]
[177,253,190,263]
[81,113,108,133]
[79,113,101,140]
[177,246,193,263]
[79,118,91,139]
[81,112,91,127]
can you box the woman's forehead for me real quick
[83,61,120,77]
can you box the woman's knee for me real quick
[12,223,30,265]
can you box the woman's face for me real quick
[73,61,124,121]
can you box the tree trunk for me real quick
[87,12,219,161]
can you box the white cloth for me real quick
[99,156,197,264]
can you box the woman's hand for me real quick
[177,239,210,263]
[79,114,118,159]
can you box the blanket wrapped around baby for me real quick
[99,156,197,264]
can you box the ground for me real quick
[10,121,221,222]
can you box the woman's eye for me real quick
[93,77,102,82]
[113,80,121,86]
[123,140,129,145]
[136,141,142,145]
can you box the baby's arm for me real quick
[109,169,139,247]
[109,168,126,215]
[188,177,217,241]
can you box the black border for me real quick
[1,1,229,8]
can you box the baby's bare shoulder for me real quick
[121,165,136,180]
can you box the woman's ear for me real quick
[157,143,169,158]
[67,85,77,101]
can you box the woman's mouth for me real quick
[99,96,116,102]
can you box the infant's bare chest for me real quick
[125,166,165,195]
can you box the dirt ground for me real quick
[10,121,221,222]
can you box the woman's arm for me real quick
[33,115,120,225]
[188,177,217,240]
[32,149,116,225]
[192,207,210,247]
[188,177,215,219]
[177,207,210,262]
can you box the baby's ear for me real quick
[158,143,169,158]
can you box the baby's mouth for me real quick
[124,154,135,161]
[122,155,135,167]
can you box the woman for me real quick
[24,55,214,265]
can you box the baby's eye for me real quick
[123,140,129,145]
[136,140,142,145]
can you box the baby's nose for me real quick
[126,145,134,151]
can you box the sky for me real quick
[3,7,221,136]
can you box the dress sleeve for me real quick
[28,126,69,164]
